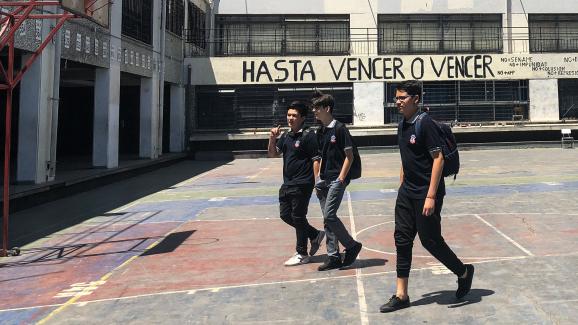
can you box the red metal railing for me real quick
[0,1,74,257]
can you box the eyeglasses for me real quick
[393,95,414,102]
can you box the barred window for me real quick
[215,15,349,56]
[378,14,502,54]
[186,3,206,48]
[122,0,153,44]
[196,84,354,129]
[166,0,185,36]
[529,14,578,53]
[384,80,529,123]
[559,79,578,120]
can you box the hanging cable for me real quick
[518,0,528,23]
[366,0,378,28]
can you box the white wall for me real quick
[353,82,384,126]
[529,79,559,122]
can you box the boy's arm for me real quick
[313,159,321,181]
[267,126,281,158]
[338,149,354,183]
[423,151,444,216]
[399,166,404,186]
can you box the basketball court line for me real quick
[110,164,230,213]
[1,256,534,315]
[347,191,369,325]
[474,214,534,256]
[36,220,191,324]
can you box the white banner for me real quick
[187,53,578,85]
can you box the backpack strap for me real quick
[413,111,427,141]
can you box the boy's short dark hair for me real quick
[311,89,335,112]
[288,100,309,118]
[396,80,422,97]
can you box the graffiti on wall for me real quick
[189,53,578,85]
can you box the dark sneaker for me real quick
[309,230,325,256]
[379,295,410,313]
[317,256,342,271]
[456,264,475,299]
[342,242,362,267]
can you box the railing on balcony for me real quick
[184,27,578,57]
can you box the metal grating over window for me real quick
[384,80,529,123]
[186,2,206,49]
[166,0,185,36]
[214,15,350,56]
[122,0,153,44]
[378,14,503,54]
[559,79,578,120]
[529,14,578,53]
[196,84,354,129]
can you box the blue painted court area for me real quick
[1,148,578,324]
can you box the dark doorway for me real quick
[162,83,171,153]
[119,73,141,156]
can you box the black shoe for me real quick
[379,295,410,313]
[342,242,362,267]
[456,264,475,299]
[317,256,342,271]
[309,230,325,256]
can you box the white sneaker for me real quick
[284,253,310,266]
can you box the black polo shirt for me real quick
[315,120,354,182]
[276,126,318,186]
[398,112,445,199]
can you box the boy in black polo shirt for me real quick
[268,101,325,266]
[380,81,474,313]
[311,90,362,271]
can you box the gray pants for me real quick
[316,179,356,258]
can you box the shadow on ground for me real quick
[412,289,495,308]
[1,159,230,248]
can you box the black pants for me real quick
[279,184,319,255]
[394,187,466,278]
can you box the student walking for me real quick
[380,81,474,313]
[268,101,325,266]
[311,90,362,271]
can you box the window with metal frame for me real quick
[215,15,350,56]
[166,0,185,36]
[384,80,529,123]
[122,0,153,44]
[378,14,503,54]
[196,84,354,129]
[529,14,578,53]
[559,79,578,120]
[186,2,206,48]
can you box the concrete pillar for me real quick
[140,0,162,158]
[93,0,122,168]
[348,0,378,55]
[353,82,384,126]
[139,76,160,158]
[169,84,186,152]
[529,79,559,122]
[17,21,57,184]
[508,0,530,53]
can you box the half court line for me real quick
[474,214,534,256]
[347,191,369,325]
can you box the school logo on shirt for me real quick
[294,140,300,148]
[409,134,416,144]
[330,135,337,143]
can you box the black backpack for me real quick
[400,112,460,179]
[318,122,362,180]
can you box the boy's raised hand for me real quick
[270,125,281,138]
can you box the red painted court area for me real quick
[1,149,578,324]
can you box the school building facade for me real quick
[4,0,578,186]
[184,0,578,150]
[2,0,211,185]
